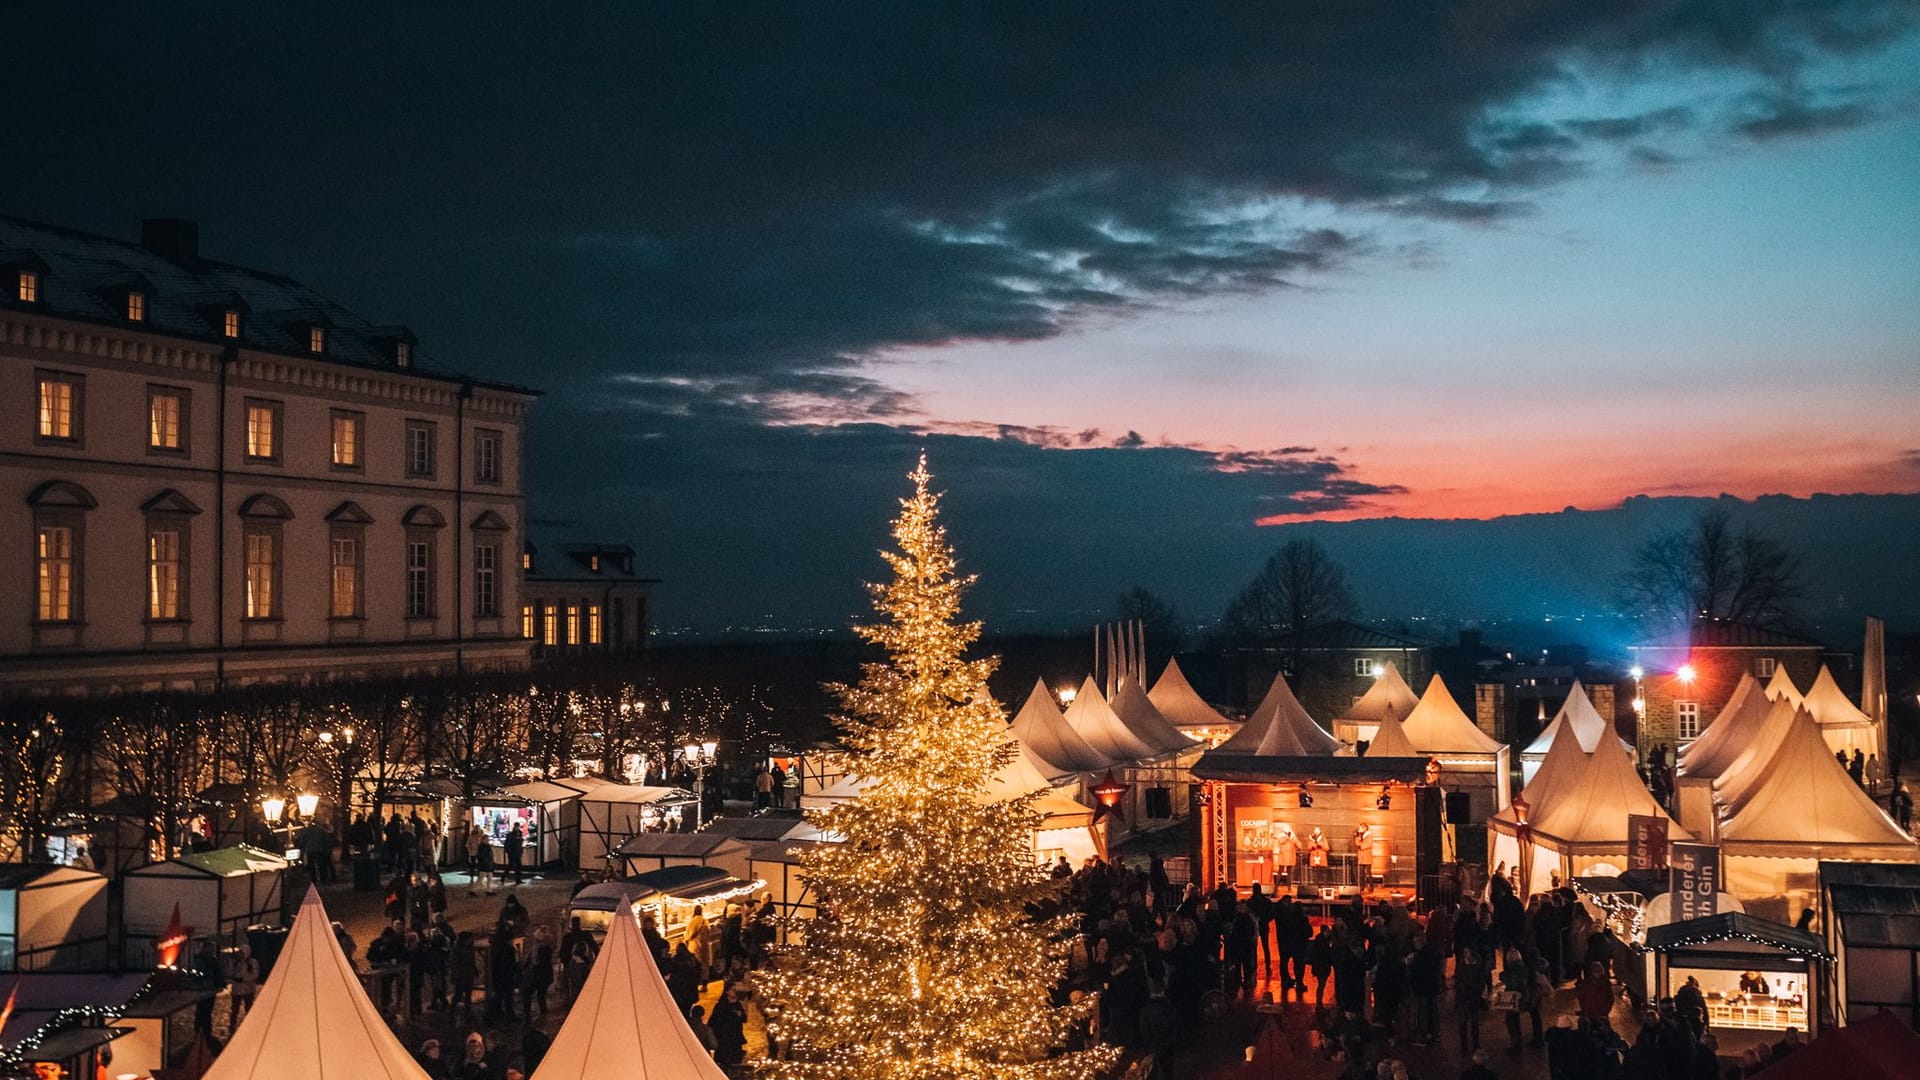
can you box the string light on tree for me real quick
[758,456,1118,1080]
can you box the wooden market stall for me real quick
[1819,861,1920,1028]
[0,864,109,973]
[562,778,698,875]
[615,833,752,879]
[122,845,287,963]
[494,779,585,870]
[1646,912,1829,1035]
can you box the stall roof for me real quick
[615,834,750,860]
[15,1025,132,1062]
[0,973,151,1048]
[698,810,807,841]
[629,864,737,895]
[1679,673,1770,779]
[1573,868,1669,897]
[1401,675,1504,754]
[1109,677,1200,756]
[1753,1011,1920,1080]
[128,844,287,878]
[1194,753,1429,784]
[0,864,104,890]
[1821,862,1920,948]
[1009,677,1111,774]
[1644,912,1831,959]
[1147,658,1234,730]
[1524,680,1631,758]
[500,780,587,804]
[1717,708,1914,853]
[564,779,696,805]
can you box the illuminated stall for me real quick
[1397,675,1511,821]
[562,778,700,875]
[496,779,584,869]
[0,864,109,973]
[1215,671,1341,757]
[122,846,286,962]
[1646,912,1828,1034]
[567,865,767,944]
[1195,751,1443,910]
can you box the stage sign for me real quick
[1669,841,1720,920]
[1628,814,1669,870]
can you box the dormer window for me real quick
[224,310,240,338]
[127,291,147,322]
[591,554,601,573]
[522,550,533,571]
[308,326,325,354]
[395,341,411,368]
[17,270,37,302]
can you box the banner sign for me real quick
[1669,841,1720,921]
[1628,814,1670,870]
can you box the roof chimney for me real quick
[140,218,200,264]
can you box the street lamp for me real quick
[296,793,320,819]
[683,741,718,827]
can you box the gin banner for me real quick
[1628,814,1669,870]
[1668,841,1720,920]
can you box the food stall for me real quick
[497,779,584,869]
[122,845,287,963]
[566,864,766,943]
[1645,912,1829,1034]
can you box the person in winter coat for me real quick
[1408,932,1445,1045]
[709,984,749,1066]
[1499,949,1532,1055]
[519,926,554,1020]
[503,823,525,884]
[1225,907,1260,998]
[453,1032,495,1080]
[1308,925,1337,1006]
[1455,946,1490,1054]
[687,1004,719,1057]
[226,944,260,1029]
[1276,896,1314,999]
[448,931,478,1017]
[486,923,519,1024]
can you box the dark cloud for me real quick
[1732,92,1879,139]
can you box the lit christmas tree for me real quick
[761,457,1118,1080]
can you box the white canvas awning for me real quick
[1401,675,1503,754]
[1147,658,1234,731]
[1679,673,1771,780]
[530,891,727,1080]
[1064,676,1159,763]
[1711,697,1803,816]
[1216,671,1339,755]
[1801,665,1880,757]
[1717,706,1914,858]
[204,887,430,1080]
[1764,665,1804,708]
[1009,678,1111,774]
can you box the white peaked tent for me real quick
[1764,665,1804,708]
[1491,719,1688,896]
[1398,674,1511,814]
[1064,676,1160,763]
[1800,665,1880,758]
[1713,707,1916,917]
[1148,658,1236,737]
[1110,677,1202,756]
[1218,671,1341,756]
[1710,697,1803,817]
[531,892,728,1080]
[1009,678,1112,775]
[204,887,430,1080]
[1331,662,1421,743]
[1359,714,1421,758]
[1678,674,1770,779]
[1520,681,1629,784]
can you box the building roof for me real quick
[1644,912,1830,959]
[1147,658,1233,731]
[1009,678,1112,775]
[1631,622,1826,651]
[1717,707,1915,854]
[697,809,807,842]
[0,973,151,1050]
[0,213,533,398]
[1400,675,1503,754]
[1821,862,1920,947]
[1217,671,1340,756]
[1337,662,1422,725]
[522,528,661,585]
[1679,674,1773,780]
[530,889,728,1080]
[614,833,749,860]
[203,887,430,1080]
[130,845,287,878]
[498,780,586,804]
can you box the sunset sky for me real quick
[6,4,1918,627]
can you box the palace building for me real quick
[1,215,539,694]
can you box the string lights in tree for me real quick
[758,456,1119,1080]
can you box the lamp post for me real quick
[683,740,717,828]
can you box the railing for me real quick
[2,935,113,973]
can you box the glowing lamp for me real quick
[296,793,320,818]
[317,730,333,745]
[1632,697,1646,714]
[1372,665,1385,680]
[260,796,286,824]
[1057,686,1077,705]
[683,743,701,763]
[1677,664,1697,684]
[701,740,718,759]
[1629,666,1644,680]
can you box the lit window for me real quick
[331,412,361,468]
[1755,657,1776,678]
[475,543,498,617]
[475,430,500,483]
[244,529,277,619]
[149,389,185,451]
[1676,700,1701,741]
[406,540,434,618]
[395,341,411,368]
[590,554,600,573]
[521,604,535,640]
[330,535,360,618]
[17,270,38,302]
[36,524,75,622]
[542,605,557,646]
[127,291,146,322]
[588,604,602,646]
[37,376,78,440]
[405,421,435,477]
[521,551,532,571]
[148,527,182,620]
[1354,658,1376,677]
[245,401,279,460]
[309,326,325,353]
[566,604,580,645]
[223,310,240,338]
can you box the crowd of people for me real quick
[1052,853,1810,1080]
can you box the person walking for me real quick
[448,930,478,1018]
[1308,924,1336,1007]
[520,926,554,1021]
[710,984,749,1067]
[486,922,519,1025]
[465,826,487,894]
[225,944,260,1031]
[1408,932,1444,1046]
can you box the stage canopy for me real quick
[530,891,727,1080]
[1217,671,1339,756]
[204,887,429,1080]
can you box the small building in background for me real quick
[1234,620,1435,726]
[1628,622,1831,762]
[522,527,657,659]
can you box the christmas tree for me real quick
[761,457,1117,1080]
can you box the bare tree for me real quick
[0,705,71,862]
[96,697,215,860]
[1622,506,1805,630]
[1219,537,1358,645]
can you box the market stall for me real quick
[0,864,109,973]
[615,833,752,879]
[1645,912,1829,1034]
[1397,674,1510,821]
[122,845,287,963]
[1518,681,1631,785]
[563,778,699,874]
[0,973,147,1080]
[1818,861,1920,1028]
[492,779,585,869]
[567,866,766,944]
[1215,671,1341,756]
